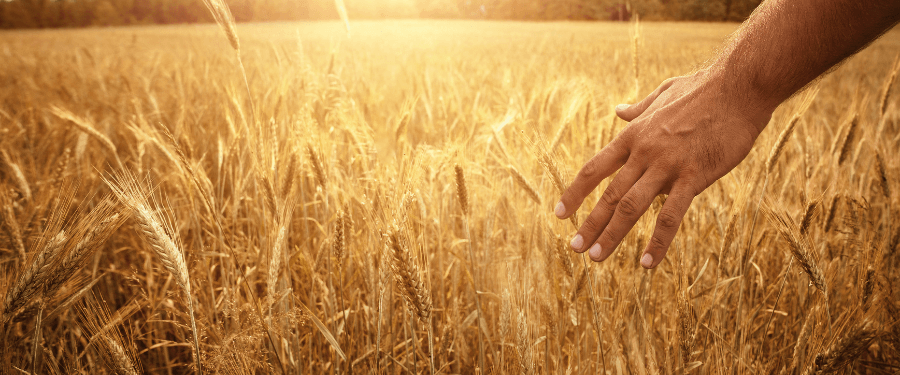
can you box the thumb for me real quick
[616,78,676,122]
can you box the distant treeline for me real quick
[0,0,763,29]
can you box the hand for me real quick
[554,69,772,268]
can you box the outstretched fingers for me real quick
[556,140,630,220]
[640,185,695,269]
[587,172,667,262]
[570,163,644,253]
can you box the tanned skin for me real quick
[555,0,900,268]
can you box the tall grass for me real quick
[0,20,898,374]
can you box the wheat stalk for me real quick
[453,163,486,372]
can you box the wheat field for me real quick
[0,19,899,374]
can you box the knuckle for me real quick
[648,234,668,252]
[579,160,599,179]
[598,230,619,250]
[581,213,603,234]
[599,186,623,209]
[617,195,641,217]
[598,191,618,210]
[656,209,682,230]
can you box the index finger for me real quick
[555,138,629,219]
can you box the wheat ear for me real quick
[799,198,821,236]
[308,144,327,189]
[879,54,899,116]
[836,113,858,166]
[762,202,828,298]
[874,151,890,199]
[388,230,432,324]
[766,115,800,175]
[454,164,469,215]
[105,337,139,375]
[508,165,542,205]
[785,309,814,375]
[2,230,67,323]
[454,163,486,372]
[266,208,292,309]
[44,198,126,298]
[0,150,31,203]
[1,196,26,264]
[805,319,878,374]
[102,171,202,374]
[49,106,123,169]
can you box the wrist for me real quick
[695,65,776,137]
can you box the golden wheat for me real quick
[0,21,897,374]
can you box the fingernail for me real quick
[640,253,653,268]
[554,201,566,218]
[570,234,583,250]
[589,244,601,260]
[615,104,629,112]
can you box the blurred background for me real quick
[0,0,763,29]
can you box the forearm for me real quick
[712,0,900,131]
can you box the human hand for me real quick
[555,69,773,268]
